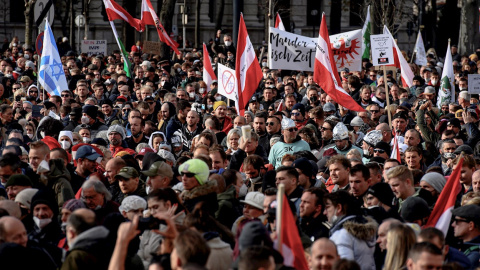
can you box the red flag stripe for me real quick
[103,0,144,32]
[203,43,217,92]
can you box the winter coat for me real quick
[44,158,75,214]
[182,181,219,217]
[216,185,242,229]
[227,146,268,172]
[268,135,310,168]
[206,236,233,270]
[329,215,378,270]
[61,226,111,270]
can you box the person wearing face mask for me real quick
[57,199,87,250]
[74,105,108,139]
[329,122,363,158]
[39,158,75,214]
[427,71,441,90]
[58,130,74,151]
[28,189,64,266]
[212,31,236,61]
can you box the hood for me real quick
[36,116,53,139]
[331,215,378,243]
[148,131,166,150]
[47,158,72,181]
[70,226,109,250]
[217,185,236,201]
[182,180,217,200]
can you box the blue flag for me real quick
[38,21,68,97]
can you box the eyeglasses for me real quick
[148,101,154,105]
[374,149,385,154]
[13,87,20,90]
[320,127,332,131]
[61,94,70,97]
[453,218,470,224]
[181,172,196,177]
[265,82,274,85]
[370,110,379,113]
[286,128,298,132]
[266,122,276,126]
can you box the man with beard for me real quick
[428,139,456,175]
[107,125,134,157]
[71,145,101,191]
[391,111,408,136]
[158,102,175,135]
[253,113,269,153]
[179,110,203,150]
[357,85,376,109]
[125,116,149,150]
[166,100,191,140]
[329,123,363,156]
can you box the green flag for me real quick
[361,6,371,59]
[109,21,132,78]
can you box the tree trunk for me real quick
[160,0,177,58]
[458,0,478,54]
[215,0,225,30]
[195,0,200,48]
[24,0,34,48]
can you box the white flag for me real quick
[437,41,455,107]
[217,63,239,113]
[414,32,427,66]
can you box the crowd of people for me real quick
[0,30,479,270]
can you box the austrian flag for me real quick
[102,0,144,32]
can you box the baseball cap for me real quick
[141,161,174,180]
[136,148,155,158]
[76,145,101,161]
[115,167,139,179]
[240,192,265,210]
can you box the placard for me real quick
[143,41,162,55]
[468,74,480,94]
[370,34,394,66]
[81,40,107,56]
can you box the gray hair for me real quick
[81,179,112,201]
[226,128,242,149]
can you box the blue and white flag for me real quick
[38,21,68,97]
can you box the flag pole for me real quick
[276,183,285,255]
[383,65,392,127]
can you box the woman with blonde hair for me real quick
[383,223,417,270]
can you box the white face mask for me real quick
[215,96,222,101]
[304,82,308,87]
[225,41,232,47]
[81,116,90,125]
[37,159,50,173]
[146,186,151,195]
[60,141,71,150]
[83,137,91,143]
[61,222,67,233]
[27,133,34,139]
[199,88,205,94]
[161,81,166,86]
[177,68,182,72]
[431,79,438,85]
[40,131,45,138]
[363,149,370,156]
[239,183,248,197]
[262,62,268,67]
[189,92,195,98]
[207,104,213,109]
[33,216,52,229]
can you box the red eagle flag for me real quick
[103,0,144,32]
[203,43,217,92]
[141,0,180,56]
[236,14,263,116]
[278,194,309,269]
[313,14,365,112]
[275,13,285,31]
[424,157,463,236]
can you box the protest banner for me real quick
[217,63,240,113]
[468,74,480,94]
[268,28,362,72]
[143,41,162,55]
[81,40,107,56]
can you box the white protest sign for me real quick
[217,63,240,113]
[370,34,394,66]
[81,40,107,56]
[468,74,480,94]
[268,28,363,72]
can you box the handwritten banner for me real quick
[268,28,362,72]
[81,40,107,56]
[143,41,162,55]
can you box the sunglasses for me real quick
[61,94,70,97]
[268,108,274,111]
[13,88,20,90]
[370,110,379,113]
[286,128,298,132]
[374,149,385,154]
[320,127,332,131]
[453,218,469,223]
[266,122,276,126]
[291,112,301,116]
[181,172,196,177]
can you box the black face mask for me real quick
[310,96,318,103]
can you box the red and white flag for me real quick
[203,43,217,92]
[236,14,263,116]
[424,157,462,236]
[313,14,365,112]
[103,0,144,32]
[141,0,180,55]
[383,26,414,88]
[275,13,286,31]
[390,135,401,163]
[276,194,309,270]
[277,99,284,112]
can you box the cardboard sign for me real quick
[468,74,480,94]
[81,40,107,56]
[143,41,162,55]
[370,34,394,66]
